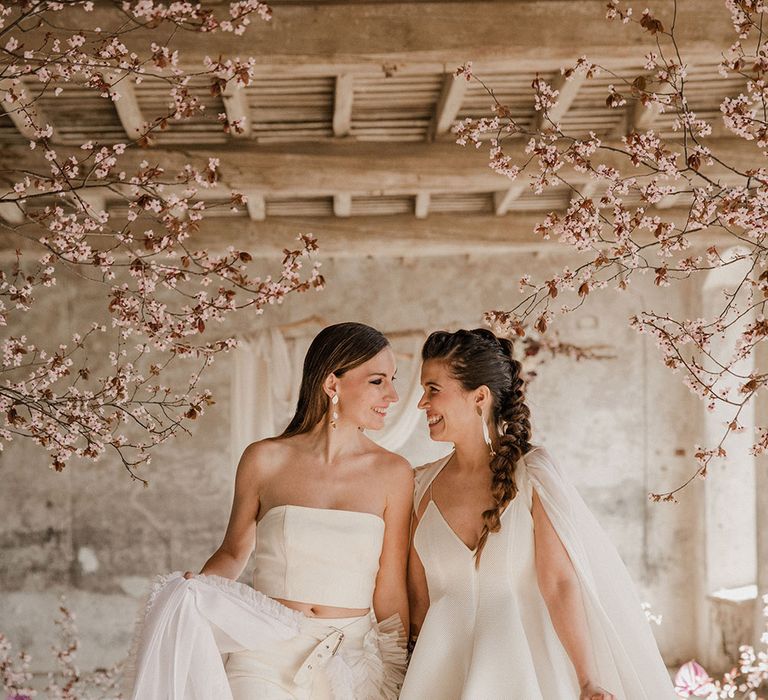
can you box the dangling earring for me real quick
[330,394,339,430]
[477,405,496,457]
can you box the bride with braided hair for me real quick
[400,328,674,700]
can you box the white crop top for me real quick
[251,504,386,609]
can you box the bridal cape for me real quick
[525,447,674,697]
[124,572,406,700]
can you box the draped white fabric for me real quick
[524,448,676,698]
[125,573,406,700]
[230,329,310,464]
[231,329,439,464]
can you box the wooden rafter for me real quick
[222,82,252,138]
[533,71,587,130]
[430,74,468,139]
[494,181,528,216]
[0,79,44,141]
[333,193,352,217]
[110,76,145,141]
[244,190,266,221]
[0,201,24,224]
[415,192,430,219]
[77,188,108,217]
[333,74,354,137]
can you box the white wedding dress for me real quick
[400,446,676,700]
[125,505,406,699]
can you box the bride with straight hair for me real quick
[401,328,675,700]
[127,322,412,700]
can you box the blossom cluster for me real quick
[0,2,326,479]
[459,0,768,500]
[1,599,123,699]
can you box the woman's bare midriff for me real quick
[273,598,369,619]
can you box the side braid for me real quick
[474,336,532,564]
[421,328,533,566]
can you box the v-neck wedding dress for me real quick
[400,446,675,700]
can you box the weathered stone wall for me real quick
[1,246,705,678]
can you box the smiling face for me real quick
[331,346,399,430]
[418,358,485,444]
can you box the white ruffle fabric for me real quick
[124,572,406,700]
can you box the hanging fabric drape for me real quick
[230,329,310,465]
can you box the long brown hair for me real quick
[279,322,390,438]
[421,328,532,564]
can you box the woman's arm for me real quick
[193,443,263,580]
[406,508,430,640]
[531,490,615,700]
[371,456,413,632]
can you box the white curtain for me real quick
[230,329,310,465]
[230,329,443,467]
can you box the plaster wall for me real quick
[1,247,706,677]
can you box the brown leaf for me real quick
[741,378,761,394]
[640,13,664,34]
[197,318,205,333]
[546,280,558,298]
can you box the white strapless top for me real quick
[251,504,385,609]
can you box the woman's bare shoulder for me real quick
[237,437,294,477]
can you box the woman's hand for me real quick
[579,680,616,700]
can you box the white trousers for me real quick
[225,614,370,700]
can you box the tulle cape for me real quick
[523,447,675,698]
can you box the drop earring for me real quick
[330,394,339,430]
[477,405,496,457]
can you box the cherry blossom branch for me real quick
[0,2,332,479]
[460,0,768,499]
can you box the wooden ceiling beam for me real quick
[0,201,25,225]
[244,190,266,221]
[430,74,468,140]
[494,181,529,216]
[139,211,738,257]
[110,76,146,141]
[569,179,601,204]
[414,192,430,219]
[333,193,352,217]
[0,79,48,141]
[0,138,759,200]
[333,74,354,137]
[19,3,736,74]
[222,82,252,138]
[534,71,587,130]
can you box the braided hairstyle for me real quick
[422,328,532,564]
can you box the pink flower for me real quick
[674,660,716,697]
